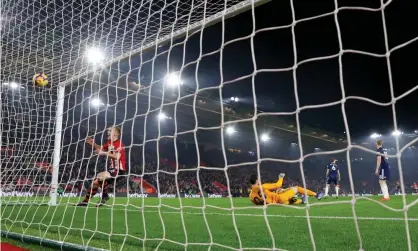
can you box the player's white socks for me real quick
[379,180,389,199]
[325,184,329,196]
[335,186,339,197]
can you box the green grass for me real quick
[1,195,418,251]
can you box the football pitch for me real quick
[1,196,418,251]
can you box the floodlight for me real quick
[392,130,402,137]
[165,73,182,86]
[260,133,270,142]
[90,98,103,107]
[9,82,19,89]
[226,126,236,135]
[230,97,239,102]
[370,133,381,139]
[158,113,168,120]
[86,47,105,64]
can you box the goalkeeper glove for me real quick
[279,173,285,178]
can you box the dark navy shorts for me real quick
[327,177,338,185]
[379,168,390,181]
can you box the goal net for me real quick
[1,0,417,250]
[0,84,56,201]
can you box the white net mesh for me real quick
[1,85,56,199]
[1,0,258,83]
[2,0,418,250]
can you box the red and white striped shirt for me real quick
[102,139,126,171]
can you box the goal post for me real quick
[0,82,58,205]
[4,0,415,250]
[1,0,274,250]
[48,85,65,206]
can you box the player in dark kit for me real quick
[77,127,126,207]
[395,181,401,195]
[375,139,390,201]
[57,186,64,197]
[324,158,341,198]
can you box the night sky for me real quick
[119,0,418,139]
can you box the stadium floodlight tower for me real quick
[49,47,106,206]
[85,47,105,65]
[165,73,182,87]
[158,112,169,121]
[260,133,270,142]
[9,82,19,89]
[392,130,403,137]
[226,126,236,135]
[230,96,239,102]
[90,97,104,107]
[370,133,381,139]
[1,0,273,249]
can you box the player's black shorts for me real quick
[379,167,390,181]
[106,168,125,184]
[327,177,338,185]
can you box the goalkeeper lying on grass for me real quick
[249,173,324,205]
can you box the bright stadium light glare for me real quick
[392,130,403,137]
[158,112,168,120]
[370,133,381,139]
[9,82,19,89]
[86,47,105,64]
[165,73,182,87]
[90,98,103,107]
[230,97,239,102]
[226,126,236,135]
[260,133,270,142]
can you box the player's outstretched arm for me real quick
[261,173,285,191]
[86,137,102,151]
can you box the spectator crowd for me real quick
[3,127,418,197]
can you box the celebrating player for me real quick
[249,173,324,205]
[77,127,126,207]
[375,139,390,201]
[324,158,341,198]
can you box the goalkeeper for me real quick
[249,173,324,205]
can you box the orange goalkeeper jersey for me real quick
[249,177,288,205]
